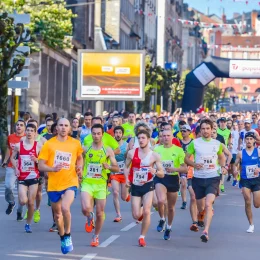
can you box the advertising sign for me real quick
[77,50,145,101]
[229,60,260,78]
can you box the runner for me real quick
[122,112,136,140]
[71,118,79,139]
[124,130,164,247]
[41,118,54,140]
[2,120,25,220]
[10,123,42,233]
[234,132,260,233]
[81,124,119,247]
[185,119,227,242]
[79,112,92,144]
[38,118,83,254]
[154,129,187,240]
[179,125,193,210]
[110,126,130,222]
[107,116,120,137]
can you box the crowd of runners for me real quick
[2,109,260,254]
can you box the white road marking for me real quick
[98,235,120,247]
[20,251,84,257]
[81,253,97,260]
[7,254,40,258]
[120,222,136,232]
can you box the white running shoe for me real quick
[247,225,254,233]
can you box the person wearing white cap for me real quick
[238,119,260,150]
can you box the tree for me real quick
[0,0,75,155]
[170,69,189,111]
[203,81,222,110]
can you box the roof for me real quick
[191,8,221,24]
[221,36,260,46]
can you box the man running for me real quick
[11,123,42,233]
[38,118,83,254]
[185,119,227,243]
[2,120,25,220]
[81,124,119,247]
[154,129,187,240]
[111,126,130,222]
[122,112,136,140]
[124,130,164,247]
[234,132,260,233]
[79,112,92,144]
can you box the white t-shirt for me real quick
[231,130,239,154]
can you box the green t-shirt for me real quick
[217,128,231,146]
[122,122,135,138]
[154,145,185,176]
[83,132,119,150]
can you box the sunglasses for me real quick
[181,130,187,132]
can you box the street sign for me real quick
[15,89,22,96]
[8,81,30,89]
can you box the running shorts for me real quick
[81,182,107,200]
[48,186,77,203]
[192,176,220,200]
[187,178,192,188]
[154,175,180,193]
[240,177,260,192]
[230,154,237,164]
[131,181,154,197]
[110,174,126,184]
[18,178,39,187]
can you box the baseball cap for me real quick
[219,117,226,122]
[145,115,150,119]
[245,132,255,139]
[181,124,191,131]
[244,119,252,124]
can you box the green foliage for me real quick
[203,81,222,110]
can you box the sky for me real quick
[184,0,259,19]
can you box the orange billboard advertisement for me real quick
[78,50,145,101]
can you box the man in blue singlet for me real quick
[234,132,260,234]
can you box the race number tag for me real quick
[133,168,148,186]
[162,160,173,174]
[54,151,72,170]
[116,161,125,175]
[87,163,102,178]
[21,155,35,172]
[201,156,216,170]
[246,165,258,179]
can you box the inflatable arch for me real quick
[182,56,260,112]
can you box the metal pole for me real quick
[10,90,15,133]
[14,95,19,122]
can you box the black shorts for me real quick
[187,178,192,188]
[39,176,44,185]
[131,181,154,197]
[154,175,180,193]
[192,176,220,200]
[240,177,260,192]
[230,154,237,164]
[19,178,39,187]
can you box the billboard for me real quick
[229,60,260,78]
[77,50,145,101]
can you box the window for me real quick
[228,52,233,58]
[235,79,242,84]
[243,52,248,59]
[250,79,257,84]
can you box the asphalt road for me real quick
[0,181,259,260]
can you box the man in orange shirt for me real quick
[107,116,120,137]
[38,118,83,255]
[2,120,26,220]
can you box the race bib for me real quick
[116,161,125,175]
[21,155,35,172]
[201,156,216,170]
[87,163,102,178]
[133,168,148,186]
[54,151,72,170]
[162,160,173,175]
[246,165,258,179]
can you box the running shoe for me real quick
[164,229,171,240]
[91,235,99,247]
[23,210,28,220]
[114,215,122,222]
[200,231,209,243]
[33,209,41,223]
[181,202,187,210]
[136,214,143,224]
[220,184,225,192]
[232,180,238,187]
[62,235,73,254]
[25,224,32,233]
[247,225,254,233]
[49,223,58,232]
[6,202,16,215]
[157,219,166,232]
[190,223,199,232]
[126,194,131,202]
[17,212,23,222]
[85,212,95,233]
[227,175,231,182]
[198,211,205,227]
[138,237,146,247]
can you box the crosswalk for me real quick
[0,182,47,197]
